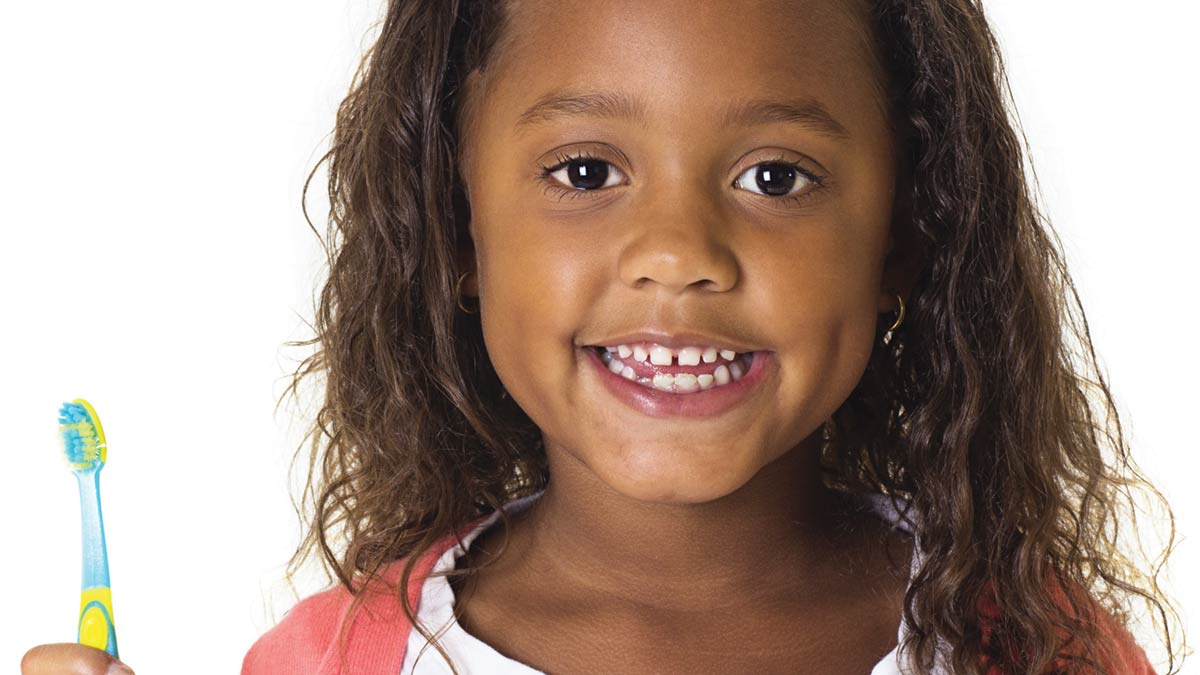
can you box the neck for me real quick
[515,431,868,613]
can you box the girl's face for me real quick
[461,0,905,504]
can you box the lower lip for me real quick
[582,346,774,419]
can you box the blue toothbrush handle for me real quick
[76,469,118,659]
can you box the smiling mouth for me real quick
[587,345,756,394]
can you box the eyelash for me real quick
[535,150,827,206]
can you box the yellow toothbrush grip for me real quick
[78,586,118,657]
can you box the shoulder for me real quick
[240,583,357,675]
[241,520,487,675]
[974,571,1157,674]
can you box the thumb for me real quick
[21,643,134,675]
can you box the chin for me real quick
[596,445,756,505]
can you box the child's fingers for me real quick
[20,643,134,675]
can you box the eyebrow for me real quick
[513,88,851,140]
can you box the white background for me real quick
[1,2,1196,673]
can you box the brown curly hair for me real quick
[275,1,1187,673]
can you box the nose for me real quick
[616,189,739,295]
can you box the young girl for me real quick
[22,0,1185,673]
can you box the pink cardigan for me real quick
[241,517,1157,675]
[241,514,489,675]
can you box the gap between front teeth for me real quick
[599,348,749,393]
[604,343,739,366]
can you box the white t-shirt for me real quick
[401,490,931,675]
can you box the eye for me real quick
[535,150,827,207]
[732,155,826,206]
[536,151,626,201]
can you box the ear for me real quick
[456,248,479,298]
[877,173,925,314]
[452,174,479,298]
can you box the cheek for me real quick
[747,220,886,410]
[805,304,880,416]
[475,218,602,417]
[480,218,603,336]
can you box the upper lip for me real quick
[584,329,764,354]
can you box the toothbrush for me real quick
[57,398,119,659]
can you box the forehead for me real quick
[478,0,888,140]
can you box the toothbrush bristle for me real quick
[58,402,103,469]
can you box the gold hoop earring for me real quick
[886,293,905,333]
[455,271,478,314]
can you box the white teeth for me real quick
[677,346,702,366]
[599,342,744,364]
[649,345,673,366]
[729,360,744,381]
[713,364,730,385]
[597,345,754,394]
[674,373,699,392]
[652,372,674,390]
